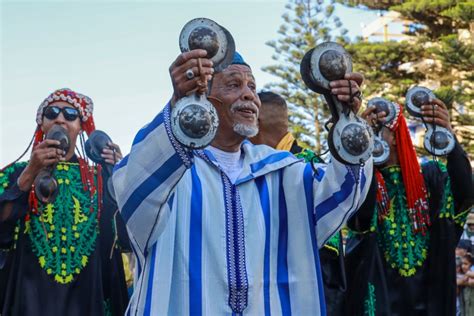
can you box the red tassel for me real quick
[392,107,430,234]
[83,116,96,136]
[375,170,391,221]
[33,126,44,148]
[78,158,88,191]
[29,187,39,215]
[97,164,103,221]
[78,158,99,216]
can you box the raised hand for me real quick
[329,72,364,112]
[28,140,65,173]
[101,142,123,165]
[420,98,453,132]
[361,105,387,129]
[169,49,214,103]
[17,139,65,191]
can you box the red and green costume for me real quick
[345,105,473,316]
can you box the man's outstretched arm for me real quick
[112,103,193,255]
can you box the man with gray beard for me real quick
[112,50,373,315]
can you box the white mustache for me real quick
[230,102,259,116]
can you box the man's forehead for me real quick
[220,64,254,78]
[49,101,76,108]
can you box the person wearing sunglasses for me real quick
[0,88,130,316]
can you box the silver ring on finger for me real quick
[185,68,195,80]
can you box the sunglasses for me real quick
[43,106,80,122]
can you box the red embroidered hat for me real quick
[36,88,95,135]
[34,88,96,146]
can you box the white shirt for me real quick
[207,146,243,184]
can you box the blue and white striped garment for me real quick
[113,103,373,316]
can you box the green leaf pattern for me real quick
[25,162,99,284]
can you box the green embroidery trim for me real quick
[369,206,378,233]
[0,220,21,252]
[349,161,462,278]
[455,209,471,227]
[436,162,454,219]
[27,162,99,284]
[346,228,355,239]
[374,166,429,277]
[104,298,112,316]
[294,148,324,164]
[433,162,468,227]
[0,162,28,195]
[1,163,28,251]
[363,282,376,316]
[323,233,340,256]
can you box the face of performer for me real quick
[41,101,82,154]
[209,64,261,140]
[251,97,288,147]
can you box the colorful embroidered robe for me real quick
[0,156,129,316]
[345,143,473,316]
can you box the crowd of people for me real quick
[456,214,474,316]
[0,41,473,316]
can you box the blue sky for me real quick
[1,0,378,164]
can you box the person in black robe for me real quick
[0,88,130,316]
[345,98,473,316]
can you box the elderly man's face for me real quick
[209,64,261,138]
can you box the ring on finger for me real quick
[185,69,195,80]
[352,90,362,101]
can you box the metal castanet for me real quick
[171,18,235,149]
[300,42,374,165]
[369,97,397,126]
[367,97,397,165]
[179,18,235,73]
[34,125,70,203]
[372,136,390,166]
[85,130,117,200]
[405,86,455,156]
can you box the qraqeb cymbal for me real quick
[179,17,235,72]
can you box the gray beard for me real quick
[233,123,259,138]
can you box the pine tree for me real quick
[262,0,349,153]
[339,0,474,160]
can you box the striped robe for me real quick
[113,103,373,316]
